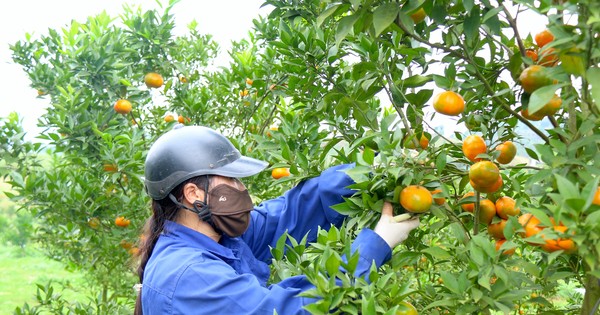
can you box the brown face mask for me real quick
[208,184,254,237]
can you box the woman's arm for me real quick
[242,164,356,263]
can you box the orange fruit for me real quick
[538,47,559,66]
[488,219,507,240]
[431,189,446,205]
[496,196,521,219]
[538,94,562,116]
[525,49,538,62]
[128,247,140,256]
[404,132,429,150]
[120,239,134,250]
[495,239,516,255]
[115,216,131,228]
[178,115,190,124]
[518,213,544,239]
[103,163,118,173]
[478,199,497,225]
[495,141,517,164]
[239,89,249,97]
[469,161,500,188]
[410,7,426,24]
[87,217,100,229]
[179,74,188,83]
[432,90,465,116]
[521,108,545,121]
[395,301,418,315]
[271,167,291,179]
[535,29,554,48]
[144,72,164,88]
[460,192,476,212]
[462,135,487,162]
[470,176,503,194]
[266,126,278,137]
[593,187,600,206]
[246,78,254,85]
[400,185,433,213]
[540,224,576,253]
[114,99,132,115]
[519,65,554,94]
[164,115,175,123]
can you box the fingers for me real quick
[381,201,393,217]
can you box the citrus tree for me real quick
[2,0,600,314]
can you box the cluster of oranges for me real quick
[113,72,165,116]
[462,134,515,194]
[519,29,563,121]
[163,114,190,124]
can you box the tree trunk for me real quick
[581,274,600,315]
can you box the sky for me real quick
[0,1,549,145]
[0,0,267,137]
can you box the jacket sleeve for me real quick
[171,229,391,315]
[242,164,356,263]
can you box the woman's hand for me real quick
[374,201,420,248]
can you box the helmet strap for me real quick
[167,176,215,229]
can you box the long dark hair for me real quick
[133,175,209,315]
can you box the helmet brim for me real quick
[212,155,268,178]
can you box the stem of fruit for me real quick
[474,191,481,235]
[391,213,413,223]
[383,79,418,149]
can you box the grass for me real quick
[0,243,88,314]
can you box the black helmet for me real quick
[144,125,268,200]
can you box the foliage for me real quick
[2,0,600,314]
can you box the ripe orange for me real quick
[521,94,562,121]
[593,187,600,206]
[488,219,507,240]
[518,213,543,239]
[239,89,249,97]
[462,135,487,162]
[470,176,503,194]
[521,108,545,121]
[179,74,188,83]
[271,167,291,179]
[246,78,254,85]
[478,199,497,225]
[519,65,554,94]
[410,7,426,24]
[460,191,476,212]
[469,161,500,188]
[128,247,140,256]
[535,29,554,48]
[404,132,429,150]
[120,239,133,250]
[432,90,465,116]
[540,224,576,253]
[164,115,175,123]
[496,196,521,219]
[395,301,418,315]
[115,216,131,228]
[431,189,446,205]
[400,185,433,213]
[114,99,132,115]
[525,49,538,62]
[144,72,164,88]
[538,47,559,66]
[495,239,516,256]
[495,141,517,164]
[178,115,190,124]
[103,163,118,173]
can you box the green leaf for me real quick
[325,253,341,276]
[587,67,600,112]
[554,174,580,199]
[463,0,475,11]
[336,14,359,45]
[440,271,460,294]
[317,4,343,27]
[402,74,433,88]
[422,246,452,260]
[528,84,560,114]
[372,3,399,37]
[463,6,480,43]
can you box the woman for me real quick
[135,125,419,314]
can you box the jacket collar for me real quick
[163,220,238,261]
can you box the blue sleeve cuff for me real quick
[351,229,392,271]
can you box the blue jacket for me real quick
[141,164,392,314]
